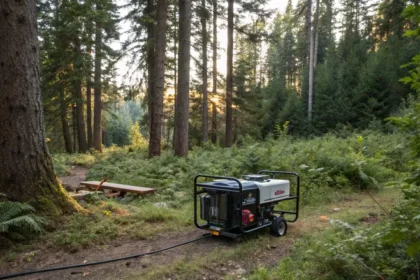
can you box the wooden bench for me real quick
[80,181,156,196]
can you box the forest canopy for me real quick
[36,0,420,155]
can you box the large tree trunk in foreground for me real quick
[0,1,81,214]
[225,0,234,147]
[93,3,103,152]
[149,0,169,157]
[201,0,209,143]
[174,0,192,157]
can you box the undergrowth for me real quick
[84,130,407,207]
[0,201,47,247]
[41,130,409,254]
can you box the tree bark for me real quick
[212,0,217,144]
[201,0,209,143]
[174,0,192,157]
[211,101,217,144]
[307,0,314,121]
[147,0,155,140]
[73,36,88,153]
[93,3,103,152]
[86,24,93,149]
[60,86,73,153]
[225,0,234,147]
[0,0,81,214]
[172,8,177,149]
[86,76,93,149]
[149,0,169,157]
[313,0,320,68]
[306,0,312,61]
[72,104,77,152]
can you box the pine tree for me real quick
[201,0,209,143]
[149,0,169,157]
[0,0,81,213]
[93,0,113,152]
[211,0,218,144]
[225,0,234,147]
[174,0,192,157]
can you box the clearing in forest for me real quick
[0,188,399,280]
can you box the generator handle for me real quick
[258,170,300,222]
[193,174,243,230]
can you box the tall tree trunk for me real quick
[93,3,103,152]
[306,0,312,61]
[149,0,169,157]
[73,37,88,153]
[174,0,192,157]
[86,74,93,148]
[307,0,314,121]
[72,104,77,152]
[0,0,81,213]
[253,21,258,85]
[147,0,155,138]
[211,101,217,144]
[313,0,320,67]
[212,0,217,144]
[225,0,234,147]
[60,86,73,153]
[172,14,177,149]
[86,24,93,149]
[201,0,209,143]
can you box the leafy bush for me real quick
[129,122,148,150]
[0,201,47,240]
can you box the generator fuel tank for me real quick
[256,179,290,204]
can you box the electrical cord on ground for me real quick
[0,233,212,280]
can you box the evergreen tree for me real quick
[0,0,81,213]
[174,0,192,157]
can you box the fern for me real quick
[0,201,47,239]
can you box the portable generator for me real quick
[194,170,300,238]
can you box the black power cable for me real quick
[0,233,212,280]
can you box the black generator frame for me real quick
[194,170,300,238]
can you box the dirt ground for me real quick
[0,229,293,280]
[0,187,400,280]
[59,166,89,192]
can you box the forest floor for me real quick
[0,186,400,280]
[59,166,89,191]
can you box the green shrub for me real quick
[83,131,406,209]
[0,201,47,240]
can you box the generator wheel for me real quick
[271,217,287,237]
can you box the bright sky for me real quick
[114,0,293,89]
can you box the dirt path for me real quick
[0,189,400,280]
[59,166,89,192]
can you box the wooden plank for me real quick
[81,181,156,195]
[70,192,92,200]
